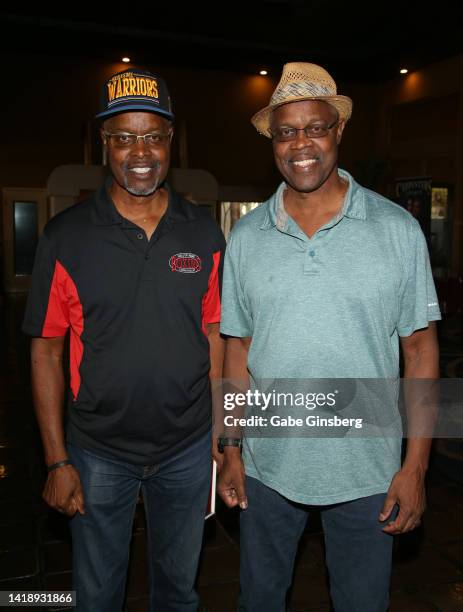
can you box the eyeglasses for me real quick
[271,120,338,142]
[103,130,172,147]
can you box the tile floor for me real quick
[1,294,462,611]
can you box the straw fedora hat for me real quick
[251,62,353,138]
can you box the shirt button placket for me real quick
[304,245,319,276]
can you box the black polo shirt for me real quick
[23,181,226,464]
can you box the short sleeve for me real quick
[220,232,253,337]
[397,220,441,337]
[202,227,226,327]
[22,231,70,337]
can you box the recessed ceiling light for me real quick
[400,68,408,74]
[122,57,131,63]
[259,70,268,76]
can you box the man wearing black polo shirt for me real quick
[23,69,225,612]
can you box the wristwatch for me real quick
[217,437,243,453]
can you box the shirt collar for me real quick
[92,177,197,227]
[259,168,367,231]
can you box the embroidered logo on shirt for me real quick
[169,253,202,274]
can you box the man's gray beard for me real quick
[123,175,160,197]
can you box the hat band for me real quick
[271,82,336,105]
[107,96,162,108]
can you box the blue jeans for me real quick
[68,433,211,612]
[239,476,394,612]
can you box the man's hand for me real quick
[217,448,248,510]
[43,465,86,517]
[379,467,426,534]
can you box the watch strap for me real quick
[218,437,243,452]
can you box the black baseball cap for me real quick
[95,69,174,121]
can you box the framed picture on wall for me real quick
[431,187,448,220]
[430,184,453,273]
[395,177,432,244]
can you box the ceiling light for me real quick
[400,68,408,74]
[122,57,131,63]
[259,70,268,76]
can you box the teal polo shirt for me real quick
[220,169,441,505]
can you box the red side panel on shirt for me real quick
[42,260,84,400]
[202,250,222,333]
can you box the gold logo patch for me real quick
[107,71,159,104]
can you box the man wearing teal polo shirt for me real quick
[217,63,440,612]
